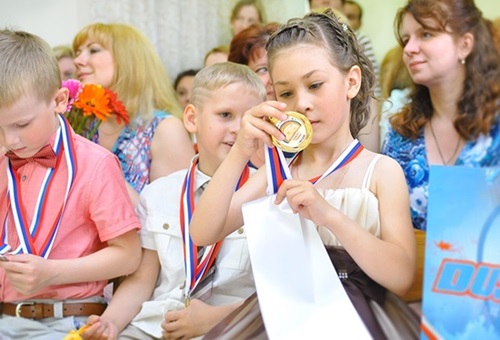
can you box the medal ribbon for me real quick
[1,114,77,258]
[180,157,250,301]
[0,200,12,254]
[264,145,291,195]
[265,139,363,194]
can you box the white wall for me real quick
[0,0,90,47]
[0,0,309,50]
[0,0,498,69]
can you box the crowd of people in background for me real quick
[0,0,499,339]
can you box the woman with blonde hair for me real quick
[73,23,194,205]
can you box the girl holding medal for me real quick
[191,9,419,339]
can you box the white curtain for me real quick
[88,0,307,81]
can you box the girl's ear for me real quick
[183,104,198,134]
[54,87,69,114]
[346,65,362,100]
[459,32,474,61]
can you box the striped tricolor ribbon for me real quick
[180,157,250,303]
[1,114,77,258]
[265,139,363,195]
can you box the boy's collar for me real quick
[190,155,211,191]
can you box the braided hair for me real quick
[266,9,376,137]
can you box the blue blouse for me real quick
[382,119,500,230]
[92,111,169,193]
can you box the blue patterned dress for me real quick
[382,119,500,230]
[92,111,170,193]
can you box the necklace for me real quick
[292,145,356,188]
[429,121,461,165]
[294,157,352,189]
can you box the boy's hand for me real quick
[275,179,336,227]
[80,315,118,340]
[0,253,54,295]
[236,101,288,157]
[161,299,217,339]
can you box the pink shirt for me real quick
[0,129,140,302]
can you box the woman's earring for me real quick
[460,58,466,65]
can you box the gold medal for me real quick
[270,111,313,152]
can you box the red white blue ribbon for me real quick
[180,157,249,301]
[264,146,292,195]
[265,139,363,194]
[1,114,77,258]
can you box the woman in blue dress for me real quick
[73,23,195,205]
[382,0,500,231]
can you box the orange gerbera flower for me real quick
[73,84,112,121]
[61,80,129,140]
[105,89,130,125]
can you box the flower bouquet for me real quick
[61,79,129,139]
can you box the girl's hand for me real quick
[0,254,54,295]
[275,179,336,227]
[80,315,118,340]
[235,101,288,158]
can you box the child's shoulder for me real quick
[138,168,191,213]
[360,151,406,191]
[347,150,402,184]
[72,136,127,183]
[343,150,406,197]
[141,168,188,196]
[74,134,115,160]
[374,153,403,171]
[361,150,402,175]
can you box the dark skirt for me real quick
[325,246,420,340]
[203,246,420,340]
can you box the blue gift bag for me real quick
[421,166,500,339]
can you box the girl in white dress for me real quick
[191,9,419,339]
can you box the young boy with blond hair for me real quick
[81,62,266,340]
[0,29,141,339]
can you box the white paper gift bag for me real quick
[242,196,371,339]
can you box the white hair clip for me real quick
[342,23,348,31]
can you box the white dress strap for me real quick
[362,154,383,190]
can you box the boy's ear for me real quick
[183,104,198,134]
[346,65,362,100]
[54,87,69,114]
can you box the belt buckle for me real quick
[15,302,35,318]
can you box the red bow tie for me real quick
[5,145,57,170]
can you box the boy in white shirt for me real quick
[81,62,266,340]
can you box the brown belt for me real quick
[0,302,106,319]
